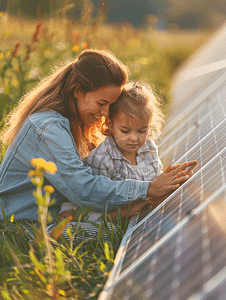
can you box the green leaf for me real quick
[66,225,72,238]
[73,240,87,255]
[9,214,14,223]
[74,205,93,222]
[103,242,111,261]
[98,261,106,273]
[51,216,72,241]
[0,203,9,225]
[0,289,13,300]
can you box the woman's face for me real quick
[76,85,122,126]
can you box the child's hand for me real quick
[147,161,197,197]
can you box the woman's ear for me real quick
[106,117,113,134]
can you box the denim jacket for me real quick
[0,109,149,222]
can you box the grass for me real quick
[0,159,129,300]
[0,11,211,299]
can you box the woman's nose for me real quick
[101,105,109,117]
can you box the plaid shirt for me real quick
[83,136,163,181]
[60,136,163,221]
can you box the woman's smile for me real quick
[92,114,101,120]
[76,85,122,126]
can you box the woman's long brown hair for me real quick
[1,49,128,157]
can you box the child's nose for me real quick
[130,132,138,141]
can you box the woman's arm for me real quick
[35,118,149,212]
[32,115,195,211]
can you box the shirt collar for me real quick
[105,136,151,161]
[105,136,125,160]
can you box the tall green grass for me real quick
[0,159,129,299]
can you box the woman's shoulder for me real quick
[28,109,70,130]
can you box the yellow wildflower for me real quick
[30,158,57,174]
[28,169,43,178]
[46,284,51,291]
[31,158,46,168]
[0,53,4,59]
[5,51,11,58]
[43,185,54,193]
[45,162,57,174]
[72,44,79,52]
[58,289,66,296]
[31,158,45,169]
[44,48,51,57]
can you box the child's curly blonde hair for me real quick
[102,81,165,139]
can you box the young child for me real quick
[59,81,165,221]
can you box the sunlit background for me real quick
[0,0,225,149]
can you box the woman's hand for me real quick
[147,161,198,198]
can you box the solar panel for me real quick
[161,71,226,145]
[116,148,226,274]
[100,148,226,300]
[163,69,226,136]
[99,29,226,300]
[171,23,226,107]
[108,189,226,300]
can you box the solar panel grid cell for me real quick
[109,190,226,300]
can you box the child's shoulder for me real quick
[143,137,158,151]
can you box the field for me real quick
[0,12,211,299]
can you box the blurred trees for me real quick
[1,0,85,20]
[1,0,226,29]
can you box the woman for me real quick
[0,49,192,223]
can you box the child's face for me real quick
[108,111,150,154]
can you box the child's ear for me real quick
[106,118,113,134]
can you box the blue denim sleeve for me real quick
[34,119,149,212]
